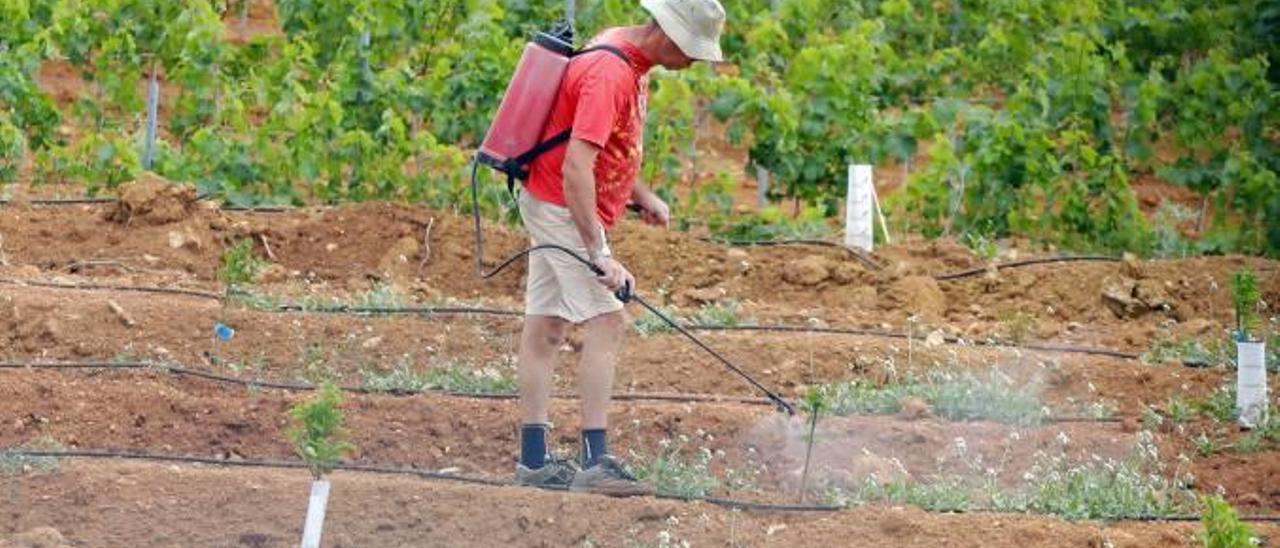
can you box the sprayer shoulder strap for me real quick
[503,44,633,195]
[525,44,633,157]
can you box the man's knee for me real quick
[526,316,570,349]
[585,309,627,335]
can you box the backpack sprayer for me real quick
[468,22,794,416]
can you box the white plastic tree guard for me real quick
[1236,340,1268,428]
[300,479,332,548]
[845,164,875,252]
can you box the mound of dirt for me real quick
[0,528,72,548]
[103,173,199,226]
[883,275,947,321]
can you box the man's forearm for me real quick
[631,182,656,203]
[563,161,607,261]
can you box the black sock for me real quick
[520,424,548,469]
[581,428,607,468]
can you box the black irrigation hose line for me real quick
[9,449,1280,522]
[0,360,783,407]
[702,237,884,271]
[274,304,523,318]
[0,276,1142,361]
[933,256,1123,281]
[688,324,1142,360]
[0,276,1143,361]
[0,360,1125,423]
[0,278,226,301]
[0,448,842,512]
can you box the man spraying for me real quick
[513,0,727,496]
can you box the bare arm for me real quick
[562,137,633,291]
[563,137,607,261]
[630,182,670,227]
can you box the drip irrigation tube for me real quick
[0,360,782,407]
[0,360,1124,423]
[0,197,118,205]
[5,449,1279,522]
[0,448,841,512]
[703,237,884,271]
[934,256,1122,281]
[0,277,1143,360]
[0,278,225,301]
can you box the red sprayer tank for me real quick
[476,28,575,179]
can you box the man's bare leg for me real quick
[517,315,568,473]
[519,315,569,424]
[578,310,626,464]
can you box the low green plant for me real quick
[997,310,1038,344]
[828,474,973,512]
[1231,268,1261,342]
[361,358,517,395]
[632,301,756,336]
[1167,396,1196,424]
[1199,495,1256,548]
[1025,439,1194,520]
[709,205,833,241]
[1194,433,1221,457]
[0,437,63,476]
[822,371,1048,426]
[1199,385,1237,423]
[828,432,1195,520]
[631,443,721,499]
[218,238,269,287]
[1142,336,1231,368]
[629,434,758,500]
[689,300,754,328]
[287,382,354,480]
[1232,417,1280,454]
[632,308,676,336]
[962,232,1000,261]
[355,282,404,309]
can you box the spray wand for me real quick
[469,163,795,415]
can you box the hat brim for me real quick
[642,0,724,62]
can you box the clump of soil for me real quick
[0,527,72,548]
[883,275,947,321]
[103,173,199,226]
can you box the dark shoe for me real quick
[569,455,654,497]
[514,457,577,489]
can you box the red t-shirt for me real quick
[524,28,653,229]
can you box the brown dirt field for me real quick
[3,198,1276,352]
[3,193,1280,540]
[0,368,1275,513]
[0,282,1238,415]
[5,459,1266,548]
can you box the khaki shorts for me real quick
[518,191,625,323]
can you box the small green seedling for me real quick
[799,387,830,502]
[1231,268,1261,342]
[287,383,355,480]
[1199,495,1255,548]
[218,238,269,287]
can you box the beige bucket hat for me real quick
[640,0,726,62]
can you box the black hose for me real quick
[0,359,1123,423]
[0,278,225,301]
[0,277,1143,360]
[934,256,1122,281]
[469,161,796,415]
[0,359,782,406]
[7,449,1280,522]
[703,237,883,270]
